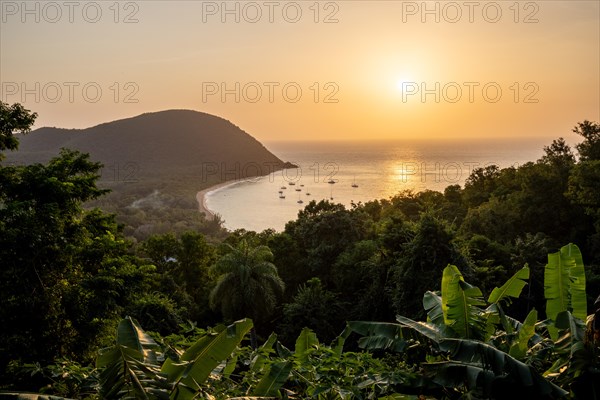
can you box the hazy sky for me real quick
[1,1,598,142]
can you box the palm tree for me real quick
[209,240,284,347]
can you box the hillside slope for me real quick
[5,110,291,185]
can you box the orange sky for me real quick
[1,1,598,142]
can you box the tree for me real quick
[0,101,37,156]
[540,137,576,164]
[282,200,372,287]
[278,277,345,344]
[391,212,468,319]
[141,231,218,324]
[462,165,502,207]
[0,105,156,389]
[0,149,151,382]
[574,120,600,161]
[209,240,284,346]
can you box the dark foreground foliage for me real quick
[1,103,600,398]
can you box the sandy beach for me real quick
[196,180,242,219]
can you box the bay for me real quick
[205,138,547,232]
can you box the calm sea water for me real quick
[205,138,547,232]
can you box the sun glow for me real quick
[396,77,416,92]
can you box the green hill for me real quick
[5,109,291,187]
[2,109,294,239]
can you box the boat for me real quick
[280,186,286,189]
[289,182,296,186]
[306,192,311,196]
[279,195,285,199]
[295,188,301,192]
[327,179,336,184]
[300,184,304,187]
[278,190,283,194]
[297,200,304,204]
[351,175,358,188]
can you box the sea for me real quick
[204,138,548,232]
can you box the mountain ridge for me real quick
[5,109,294,187]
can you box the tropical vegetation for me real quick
[1,101,600,398]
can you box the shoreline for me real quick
[196,179,243,219]
[196,164,297,220]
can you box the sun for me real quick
[396,78,415,91]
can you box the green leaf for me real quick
[509,309,538,360]
[545,244,587,339]
[555,310,585,342]
[488,266,530,304]
[116,316,161,365]
[442,265,486,340]
[432,338,568,398]
[161,318,253,399]
[250,332,277,373]
[252,361,293,396]
[348,321,408,352]
[222,354,238,379]
[96,318,169,399]
[423,291,444,326]
[294,327,318,360]
[331,324,352,358]
[396,315,440,343]
[561,243,587,321]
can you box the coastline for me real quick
[196,180,242,219]
[196,164,297,220]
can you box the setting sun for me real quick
[396,77,416,91]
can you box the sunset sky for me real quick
[1,1,598,142]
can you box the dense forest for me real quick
[1,101,600,399]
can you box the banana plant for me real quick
[545,243,587,339]
[350,263,570,398]
[96,317,253,399]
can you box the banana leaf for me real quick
[252,361,293,397]
[442,265,486,340]
[348,321,409,352]
[488,266,529,305]
[294,327,319,361]
[161,319,253,399]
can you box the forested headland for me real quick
[1,102,600,399]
